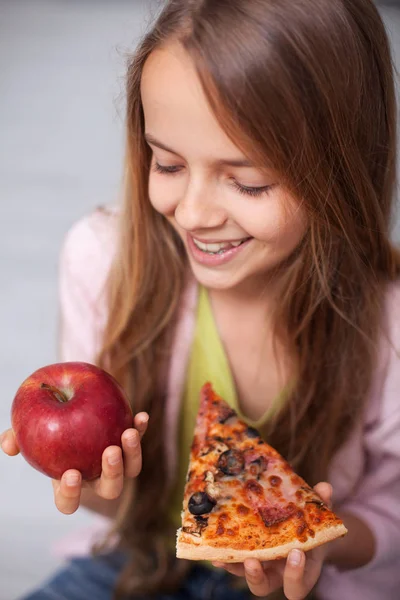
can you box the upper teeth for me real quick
[193,238,244,252]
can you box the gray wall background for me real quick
[0,2,399,598]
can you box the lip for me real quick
[187,233,253,267]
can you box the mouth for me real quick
[192,237,252,255]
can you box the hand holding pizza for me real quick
[212,482,333,599]
[177,386,347,599]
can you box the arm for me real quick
[53,210,147,517]
[57,211,122,516]
[2,212,147,518]
[325,285,400,573]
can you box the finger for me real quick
[53,470,82,515]
[0,429,20,456]
[133,413,149,439]
[212,562,245,577]
[284,549,313,600]
[121,429,142,478]
[93,445,124,500]
[244,559,276,597]
[313,482,333,508]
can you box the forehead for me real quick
[140,43,244,161]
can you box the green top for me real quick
[167,286,287,530]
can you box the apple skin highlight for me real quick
[11,362,133,480]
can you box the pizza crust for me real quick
[176,522,347,562]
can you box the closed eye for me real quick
[153,162,182,175]
[231,180,275,197]
[152,162,275,197]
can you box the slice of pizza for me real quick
[176,383,347,562]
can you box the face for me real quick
[141,43,307,294]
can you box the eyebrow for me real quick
[144,134,254,168]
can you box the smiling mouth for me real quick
[192,237,252,255]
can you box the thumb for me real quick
[313,482,333,508]
[1,429,20,456]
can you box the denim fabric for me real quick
[21,552,251,600]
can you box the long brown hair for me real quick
[96,0,400,596]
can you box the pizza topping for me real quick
[182,525,202,537]
[200,438,229,457]
[245,478,297,526]
[182,515,210,538]
[258,503,297,527]
[245,426,260,438]
[204,470,222,500]
[212,439,230,455]
[188,492,216,516]
[306,499,326,508]
[248,456,268,478]
[217,449,245,476]
[300,486,327,508]
[218,405,236,424]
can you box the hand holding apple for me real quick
[2,362,148,514]
[10,361,135,480]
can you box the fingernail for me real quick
[107,452,120,466]
[66,474,80,487]
[288,549,302,566]
[140,414,149,425]
[126,431,138,448]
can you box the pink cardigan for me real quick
[56,209,400,599]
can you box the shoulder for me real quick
[59,205,119,303]
[61,204,119,271]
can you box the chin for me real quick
[188,262,248,291]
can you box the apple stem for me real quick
[40,383,68,403]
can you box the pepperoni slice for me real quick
[245,479,296,526]
[258,504,296,527]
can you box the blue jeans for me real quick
[21,552,251,600]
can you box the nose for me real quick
[174,178,227,232]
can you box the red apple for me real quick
[11,362,133,480]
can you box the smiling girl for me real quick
[2,1,400,599]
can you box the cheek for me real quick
[237,193,307,249]
[148,176,178,217]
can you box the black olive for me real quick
[188,492,216,515]
[217,449,245,475]
[218,406,235,424]
[246,427,260,438]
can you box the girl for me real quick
[2,0,400,598]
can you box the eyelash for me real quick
[153,163,181,175]
[230,180,274,197]
[152,162,273,197]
